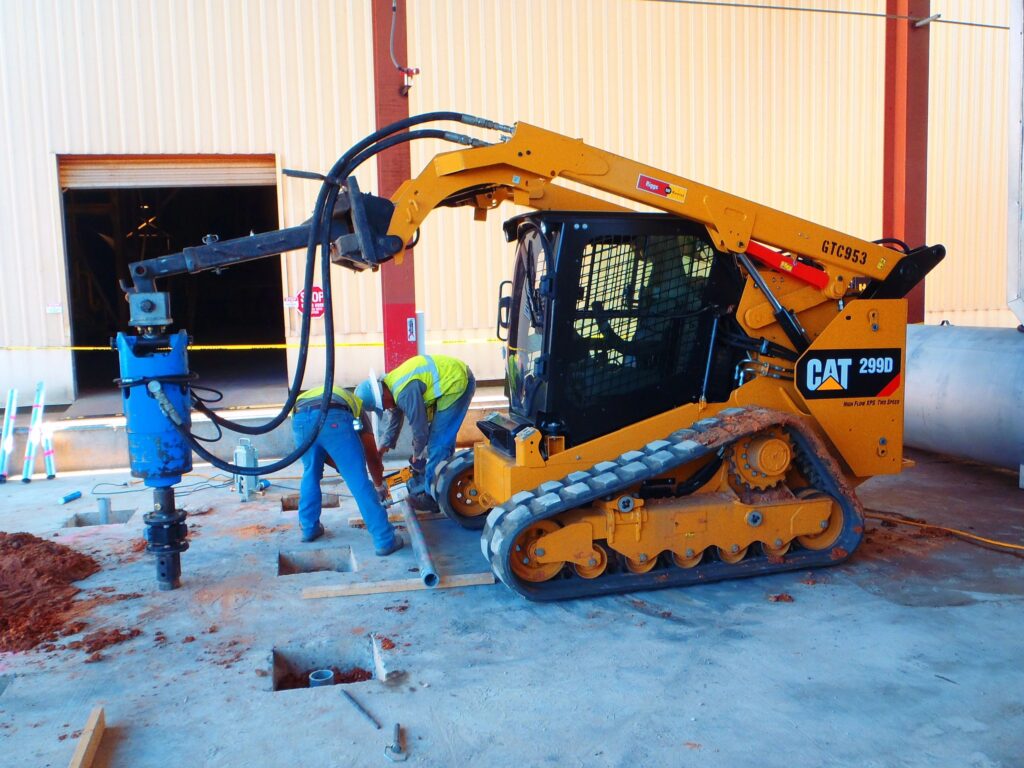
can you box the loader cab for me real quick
[493,211,744,451]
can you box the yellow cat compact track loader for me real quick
[119,112,944,599]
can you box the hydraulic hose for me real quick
[177,112,508,473]
[189,160,343,438]
[172,182,342,475]
[196,127,488,442]
[195,112,501,439]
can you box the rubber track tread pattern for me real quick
[481,407,864,601]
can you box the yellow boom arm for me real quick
[386,121,901,303]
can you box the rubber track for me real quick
[480,407,864,602]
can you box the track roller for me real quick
[717,545,749,564]
[574,543,608,579]
[672,549,704,568]
[509,520,564,582]
[795,490,844,550]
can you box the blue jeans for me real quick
[291,408,396,550]
[418,373,476,499]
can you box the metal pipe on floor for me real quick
[905,324,1024,483]
[308,669,335,687]
[401,502,439,587]
[97,497,111,524]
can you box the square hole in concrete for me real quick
[272,640,375,691]
[63,508,137,527]
[277,545,356,576]
[280,493,340,512]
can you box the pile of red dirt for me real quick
[66,627,141,654]
[0,532,101,652]
[336,666,373,684]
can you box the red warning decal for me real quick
[637,174,687,204]
[876,373,901,398]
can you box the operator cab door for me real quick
[506,223,554,423]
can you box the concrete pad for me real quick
[0,451,1021,766]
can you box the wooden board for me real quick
[67,706,105,768]
[302,571,496,600]
[347,511,445,527]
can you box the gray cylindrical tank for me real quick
[905,324,1024,472]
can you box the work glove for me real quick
[409,456,426,475]
[375,483,389,502]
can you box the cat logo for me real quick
[805,357,851,391]
[797,348,902,401]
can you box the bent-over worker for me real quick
[356,354,476,503]
[290,385,403,555]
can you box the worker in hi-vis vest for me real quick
[356,354,476,506]
[291,385,403,555]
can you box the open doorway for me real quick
[62,184,286,415]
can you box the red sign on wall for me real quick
[296,287,325,318]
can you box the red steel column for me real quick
[883,0,931,323]
[371,0,417,368]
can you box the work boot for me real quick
[301,522,325,543]
[407,492,439,513]
[375,534,405,557]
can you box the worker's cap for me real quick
[354,371,384,412]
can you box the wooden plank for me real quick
[347,511,445,528]
[67,706,105,768]
[302,571,496,600]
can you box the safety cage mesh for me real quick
[566,232,716,402]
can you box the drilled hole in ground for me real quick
[63,509,137,527]
[272,641,375,691]
[280,493,340,512]
[277,545,356,576]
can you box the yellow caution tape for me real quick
[0,338,502,352]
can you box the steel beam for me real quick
[883,0,931,324]
[372,0,418,369]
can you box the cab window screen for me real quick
[567,233,715,402]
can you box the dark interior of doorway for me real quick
[62,185,287,414]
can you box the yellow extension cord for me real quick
[864,509,1024,553]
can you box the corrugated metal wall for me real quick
[926,0,1014,326]
[403,0,1016,377]
[407,0,889,376]
[0,0,381,403]
[0,0,1014,405]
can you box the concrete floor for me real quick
[0,451,1021,767]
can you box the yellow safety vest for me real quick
[383,354,468,412]
[295,386,362,417]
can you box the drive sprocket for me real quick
[726,427,792,491]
